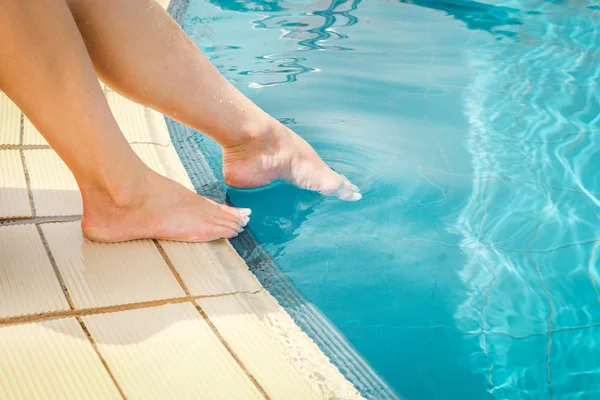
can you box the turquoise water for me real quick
[181,1,600,398]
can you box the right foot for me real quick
[222,120,361,201]
[81,169,250,243]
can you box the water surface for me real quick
[182,1,600,398]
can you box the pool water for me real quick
[180,1,600,398]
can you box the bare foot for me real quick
[222,121,361,201]
[81,169,250,243]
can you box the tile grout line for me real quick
[2,144,51,150]
[19,112,24,146]
[35,224,128,400]
[36,224,76,309]
[193,303,271,400]
[75,315,129,400]
[153,239,271,400]
[0,289,261,326]
[0,215,82,226]
[18,112,36,218]
[1,141,172,151]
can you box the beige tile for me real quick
[131,143,195,191]
[0,150,32,218]
[156,0,171,9]
[0,317,122,400]
[0,224,69,318]
[24,149,81,216]
[106,91,171,145]
[160,240,261,296]
[0,93,20,146]
[42,221,185,309]
[83,303,263,400]
[198,292,363,400]
[22,117,48,146]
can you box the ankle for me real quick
[221,116,279,150]
[80,166,151,212]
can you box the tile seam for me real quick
[19,112,24,145]
[0,141,171,150]
[153,239,270,400]
[0,290,261,327]
[1,144,52,150]
[75,315,128,400]
[34,223,128,399]
[153,239,193,296]
[16,112,37,219]
[35,224,76,309]
[0,215,81,225]
[193,303,271,400]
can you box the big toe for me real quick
[318,172,361,201]
[335,174,362,201]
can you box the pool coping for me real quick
[166,1,398,399]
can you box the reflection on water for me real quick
[454,1,600,398]
[399,0,522,34]
[182,0,600,398]
[189,0,362,86]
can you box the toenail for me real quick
[241,216,250,225]
[238,227,245,233]
[238,208,252,216]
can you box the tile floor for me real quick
[0,12,362,395]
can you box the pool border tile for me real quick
[0,224,70,318]
[0,149,32,218]
[0,317,124,399]
[0,93,21,146]
[81,302,265,400]
[41,221,187,309]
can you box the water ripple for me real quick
[454,2,600,397]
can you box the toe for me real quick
[341,175,359,192]
[217,204,252,224]
[237,208,252,216]
[219,218,244,233]
[335,174,361,202]
[212,225,239,240]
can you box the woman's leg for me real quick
[0,0,248,242]
[65,0,360,201]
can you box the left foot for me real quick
[222,121,361,201]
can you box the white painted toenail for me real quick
[238,208,252,216]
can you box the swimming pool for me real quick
[174,0,600,398]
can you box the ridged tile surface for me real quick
[199,292,363,399]
[0,93,20,146]
[24,149,82,216]
[22,118,48,146]
[42,222,185,309]
[0,317,122,399]
[0,224,69,318]
[132,143,195,191]
[83,303,264,400]
[160,240,262,295]
[0,150,31,218]
[106,91,171,145]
